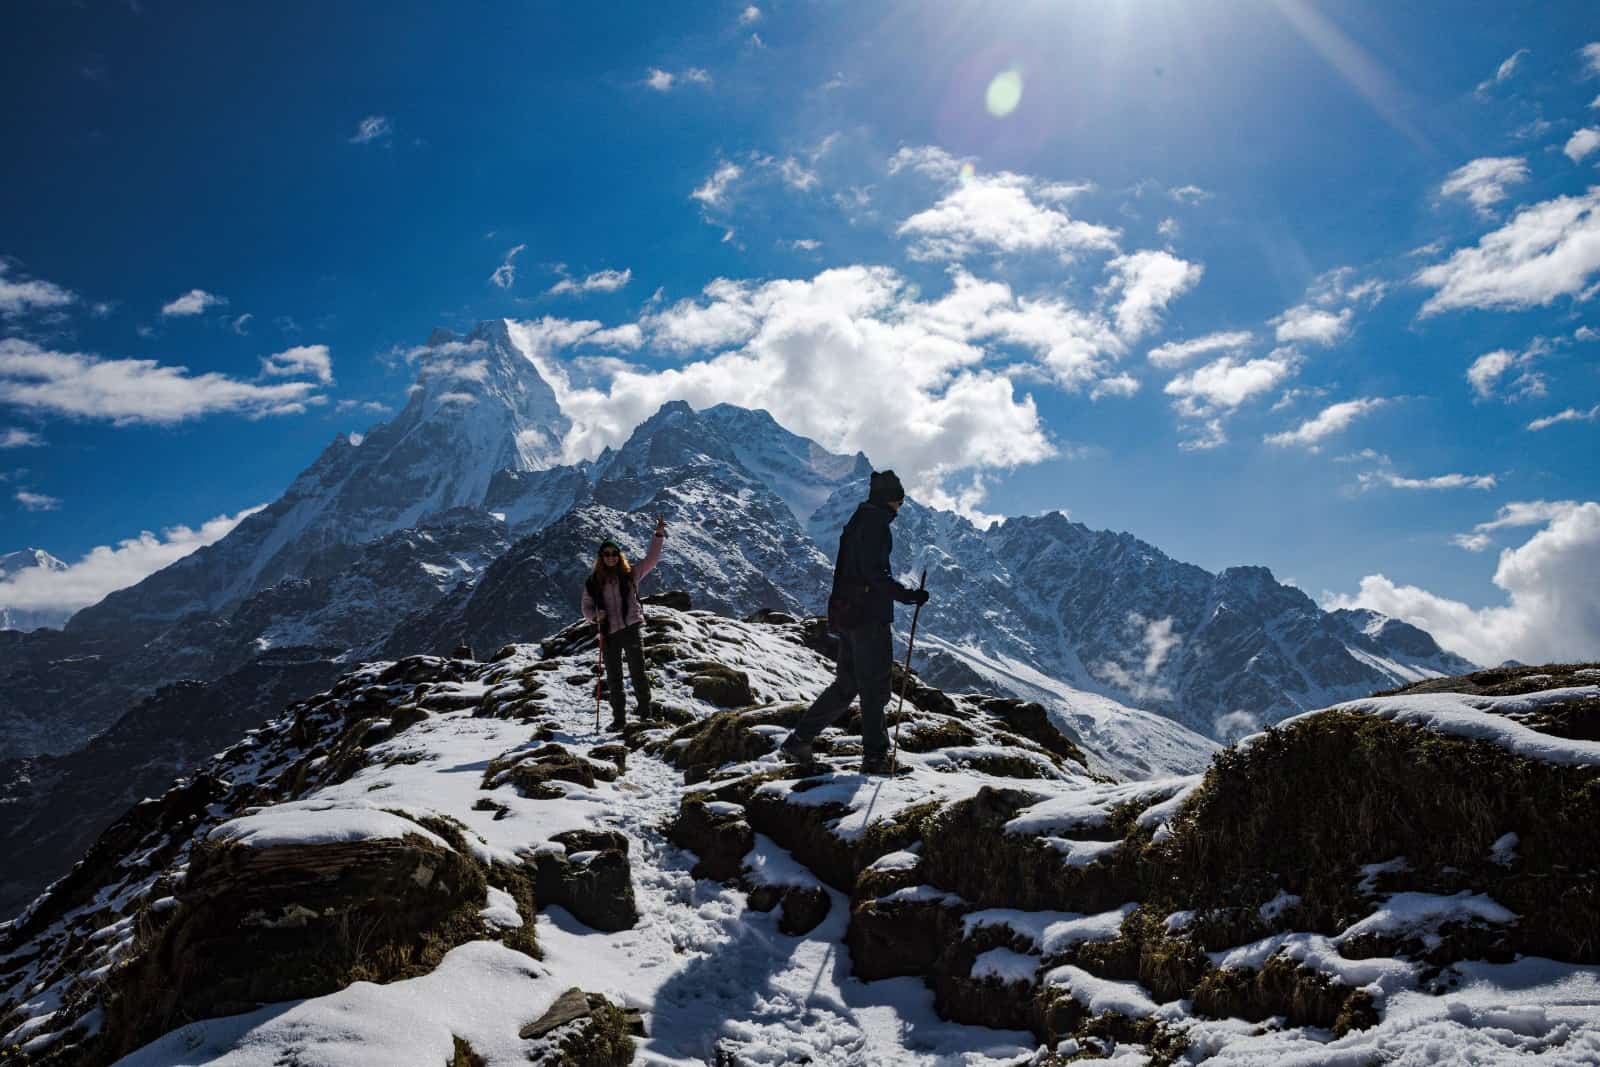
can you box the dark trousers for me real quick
[791,624,893,761]
[602,623,650,720]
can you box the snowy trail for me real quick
[535,712,1037,1067]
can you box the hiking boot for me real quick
[609,713,626,732]
[859,756,896,776]
[634,702,653,720]
[778,734,814,763]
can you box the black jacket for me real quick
[833,502,919,625]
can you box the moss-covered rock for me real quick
[532,830,638,932]
[667,794,754,882]
[686,664,755,708]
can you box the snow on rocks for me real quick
[4,609,1600,1066]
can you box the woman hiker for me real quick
[581,516,668,731]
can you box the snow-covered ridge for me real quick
[5,608,1595,1065]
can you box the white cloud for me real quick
[1467,349,1515,399]
[1147,329,1252,368]
[1157,217,1180,240]
[1265,396,1388,449]
[1168,184,1210,204]
[1577,325,1599,341]
[1273,304,1352,346]
[1325,502,1600,665]
[1565,128,1600,164]
[1103,250,1202,339]
[646,67,710,91]
[0,262,76,315]
[349,115,392,144]
[1440,156,1529,214]
[739,5,761,24]
[14,489,60,511]
[1165,353,1295,415]
[549,268,633,297]
[1583,43,1600,78]
[1528,404,1600,431]
[336,399,391,415]
[260,343,333,384]
[1,428,43,448]
[894,150,1120,263]
[1416,188,1600,315]
[1357,471,1497,491]
[504,267,1067,519]
[231,313,253,335]
[1089,373,1139,400]
[1178,417,1227,452]
[586,323,644,350]
[788,238,822,251]
[0,504,264,618]
[1037,181,1095,202]
[0,337,323,424]
[1476,48,1529,93]
[1467,338,1550,401]
[489,243,526,290]
[160,289,225,317]
[691,162,743,208]
[1095,612,1181,701]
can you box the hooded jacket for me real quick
[832,501,920,625]
[581,531,665,635]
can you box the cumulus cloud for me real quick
[893,148,1119,263]
[1265,397,1388,449]
[1147,331,1253,368]
[1168,185,1210,204]
[14,489,60,511]
[1528,404,1600,431]
[489,243,526,290]
[1585,43,1600,78]
[160,289,225,317]
[1104,251,1203,339]
[1416,188,1600,315]
[1325,501,1600,665]
[549,268,632,297]
[1165,354,1295,417]
[349,115,392,144]
[1274,304,1352,346]
[503,267,1069,519]
[1566,129,1600,164]
[231,313,253,335]
[0,262,76,315]
[1466,337,1551,400]
[260,344,333,384]
[1440,156,1529,214]
[1,428,43,448]
[0,338,323,424]
[0,505,264,619]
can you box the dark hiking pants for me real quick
[602,622,650,720]
[791,623,893,761]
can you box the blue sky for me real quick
[2,1,1597,663]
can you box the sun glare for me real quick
[985,68,1023,117]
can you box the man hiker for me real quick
[781,470,928,774]
[581,516,668,731]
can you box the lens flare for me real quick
[985,69,1023,118]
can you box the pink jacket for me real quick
[581,532,665,635]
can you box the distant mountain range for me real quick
[0,317,1473,915]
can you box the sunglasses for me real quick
[601,550,620,558]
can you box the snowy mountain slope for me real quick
[67,320,566,634]
[0,550,69,632]
[3,611,1594,1066]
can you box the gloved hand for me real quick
[911,589,930,607]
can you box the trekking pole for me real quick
[888,568,928,774]
[594,627,605,733]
